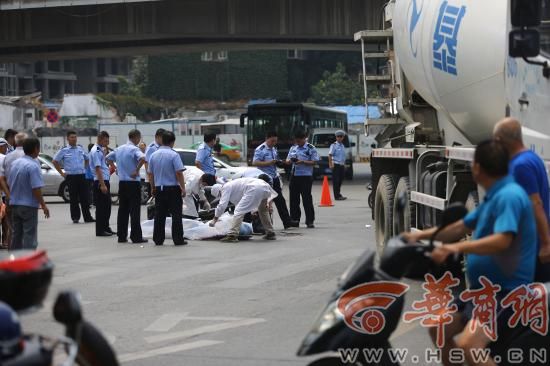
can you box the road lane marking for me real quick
[145,313,190,332]
[118,340,223,363]
[211,248,361,289]
[145,318,266,344]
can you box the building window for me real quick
[201,52,214,62]
[201,51,228,62]
[287,49,305,60]
[217,51,228,61]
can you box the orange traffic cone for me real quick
[319,176,334,207]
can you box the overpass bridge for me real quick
[0,0,386,61]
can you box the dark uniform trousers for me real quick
[272,177,292,225]
[66,174,93,222]
[118,181,143,242]
[154,186,184,245]
[332,164,345,198]
[93,181,112,235]
[289,175,315,225]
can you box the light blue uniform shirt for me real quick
[148,147,186,188]
[463,176,537,290]
[89,144,110,182]
[253,142,279,178]
[145,141,159,163]
[8,155,44,208]
[287,143,320,176]
[329,141,346,165]
[53,145,88,175]
[195,143,216,175]
[106,142,145,182]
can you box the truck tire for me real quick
[374,174,399,259]
[393,176,416,236]
[76,321,119,366]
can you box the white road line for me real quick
[211,248,361,289]
[145,313,190,332]
[145,318,266,344]
[119,247,303,287]
[118,340,223,363]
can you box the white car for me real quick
[39,153,148,204]
[173,148,254,180]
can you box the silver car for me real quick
[39,153,144,204]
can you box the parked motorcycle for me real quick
[297,204,550,365]
[0,250,119,366]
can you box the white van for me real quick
[309,128,354,180]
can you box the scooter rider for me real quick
[402,140,537,366]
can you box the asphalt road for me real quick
[21,163,434,366]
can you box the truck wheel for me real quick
[374,174,399,259]
[393,177,416,235]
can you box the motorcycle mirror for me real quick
[53,291,83,326]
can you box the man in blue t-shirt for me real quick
[404,140,537,366]
[494,117,550,282]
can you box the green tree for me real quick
[119,56,149,97]
[309,63,364,105]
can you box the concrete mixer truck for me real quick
[355,0,550,255]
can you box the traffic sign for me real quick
[46,109,59,123]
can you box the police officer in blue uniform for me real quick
[148,131,188,246]
[145,128,166,164]
[53,130,95,223]
[106,129,147,244]
[253,131,298,229]
[90,131,115,237]
[286,130,320,228]
[195,133,217,176]
[329,130,348,201]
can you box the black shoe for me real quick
[174,240,188,246]
[263,232,276,240]
[73,220,79,224]
[306,223,315,229]
[335,196,347,201]
[118,238,128,243]
[106,229,117,235]
[155,242,163,246]
[132,239,148,244]
[84,218,96,223]
[285,220,300,229]
[97,232,114,237]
